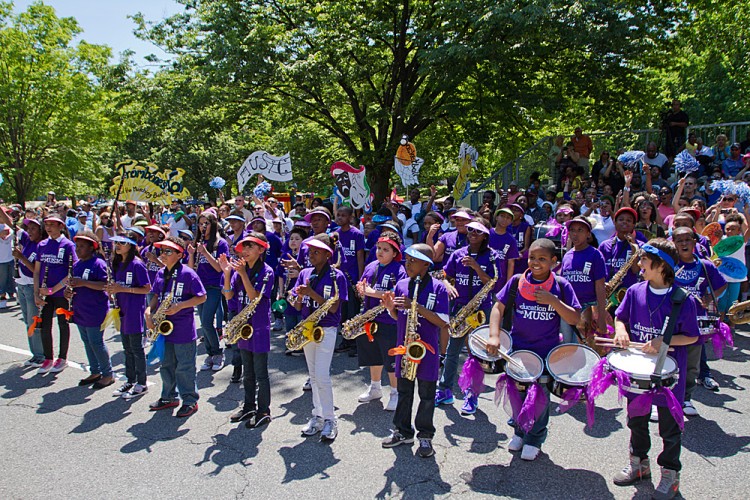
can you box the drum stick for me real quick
[474,336,525,370]
[595,338,673,351]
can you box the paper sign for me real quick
[454,142,478,201]
[109,160,190,204]
[238,151,293,191]
[330,161,373,211]
[394,135,423,187]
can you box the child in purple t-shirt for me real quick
[489,207,520,286]
[613,238,699,497]
[488,238,581,462]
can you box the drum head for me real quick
[606,349,678,380]
[468,326,511,362]
[506,350,544,383]
[546,343,601,386]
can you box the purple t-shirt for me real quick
[196,239,229,288]
[560,245,607,305]
[227,230,248,259]
[140,245,162,286]
[675,258,726,345]
[497,273,581,358]
[393,276,450,381]
[615,282,700,404]
[508,221,530,270]
[296,236,348,272]
[114,258,151,335]
[360,260,407,325]
[19,231,38,279]
[231,263,275,353]
[598,236,642,289]
[151,264,206,343]
[264,231,283,272]
[71,256,109,328]
[336,226,365,282]
[489,229,520,285]
[437,230,466,264]
[293,266,349,327]
[37,237,78,297]
[443,247,501,310]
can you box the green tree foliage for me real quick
[0,1,123,204]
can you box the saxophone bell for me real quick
[405,341,427,361]
[239,324,254,340]
[158,320,174,336]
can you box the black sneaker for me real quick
[418,438,435,458]
[113,382,134,397]
[149,398,179,411]
[230,408,256,423]
[245,413,271,429]
[230,366,242,383]
[176,403,198,418]
[382,431,414,448]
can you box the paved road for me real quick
[0,302,748,499]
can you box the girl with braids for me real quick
[188,212,230,372]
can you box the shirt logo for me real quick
[426,293,436,310]
[126,272,133,285]
[29,252,37,262]
[349,240,356,251]
[382,274,391,288]
[82,269,91,280]
[582,262,591,275]
[323,285,332,299]
[176,283,184,298]
[57,248,66,259]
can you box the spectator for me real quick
[694,137,715,175]
[548,135,565,182]
[642,141,670,180]
[723,143,745,178]
[591,151,612,184]
[712,134,731,170]
[664,98,689,158]
[656,186,675,221]
[647,165,669,191]
[524,189,546,224]
[683,132,698,156]
[506,180,522,204]
[482,190,497,213]
[406,188,423,219]
[571,127,594,173]
[555,141,579,184]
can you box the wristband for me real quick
[48,288,53,295]
[222,288,232,293]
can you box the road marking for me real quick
[0,342,155,386]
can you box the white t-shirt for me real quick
[168,217,189,237]
[402,218,419,247]
[0,224,14,263]
[642,153,669,169]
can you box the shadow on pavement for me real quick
[576,405,625,438]
[71,397,132,433]
[277,392,313,426]
[0,365,51,399]
[120,410,190,454]
[377,445,451,499]
[682,416,750,458]
[37,383,91,414]
[278,437,341,483]
[339,399,392,439]
[195,423,265,475]
[442,402,503,454]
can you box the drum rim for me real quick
[546,343,601,386]
[468,326,512,362]
[507,349,544,382]
[606,349,679,380]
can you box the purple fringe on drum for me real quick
[494,374,523,419]
[517,382,548,432]
[627,387,685,431]
[711,322,733,359]
[545,221,569,247]
[557,388,583,414]
[588,357,629,403]
[458,357,485,396]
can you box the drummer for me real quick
[612,239,699,497]
[487,238,581,461]
[673,227,726,415]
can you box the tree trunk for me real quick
[13,171,28,206]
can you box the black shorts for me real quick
[356,321,397,372]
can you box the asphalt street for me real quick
[0,302,748,499]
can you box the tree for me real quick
[0,1,122,204]
[138,0,682,201]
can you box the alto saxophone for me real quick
[147,279,176,342]
[727,299,750,325]
[342,305,386,340]
[285,269,339,350]
[605,240,639,307]
[390,275,435,382]
[449,260,498,338]
[225,273,269,344]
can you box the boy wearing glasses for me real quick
[146,236,207,417]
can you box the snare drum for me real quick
[546,343,601,399]
[468,326,512,374]
[505,350,544,390]
[605,349,679,394]
[697,315,719,336]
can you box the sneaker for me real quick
[461,392,478,415]
[507,435,524,452]
[122,384,148,400]
[613,455,651,486]
[418,438,435,458]
[320,419,338,442]
[521,444,540,461]
[683,401,699,417]
[49,358,68,373]
[176,403,198,417]
[382,430,414,448]
[652,467,680,500]
[113,382,134,397]
[211,356,225,372]
[272,319,283,331]
[434,388,454,406]
[301,416,324,436]
[358,385,383,403]
[302,378,312,392]
[245,413,271,429]
[230,366,242,383]
[385,391,398,412]
[37,359,54,374]
[24,357,44,368]
[701,377,720,392]
[200,356,214,371]
[230,408,256,423]
[650,405,659,423]
[149,398,179,411]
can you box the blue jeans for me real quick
[78,325,113,377]
[16,283,44,360]
[0,261,15,296]
[438,305,490,394]
[285,309,301,332]
[160,341,199,405]
[197,286,223,356]
[513,384,551,448]
[122,333,146,385]
[718,281,741,313]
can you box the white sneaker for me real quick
[49,358,68,373]
[385,391,398,411]
[301,416,325,436]
[211,356,225,372]
[200,356,214,371]
[320,419,338,441]
[358,385,383,402]
[521,444,540,461]
[508,435,524,452]
[682,401,699,417]
[650,405,659,422]
[302,378,312,391]
[122,384,148,400]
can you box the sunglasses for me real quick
[466,227,485,234]
[161,249,177,256]
[114,241,130,247]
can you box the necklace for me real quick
[647,286,672,327]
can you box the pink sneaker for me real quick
[50,358,68,373]
[37,359,54,374]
